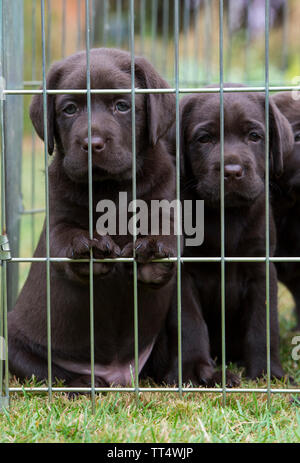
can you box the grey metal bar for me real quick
[0,0,9,411]
[9,256,300,264]
[31,0,37,254]
[219,0,226,407]
[7,85,300,95]
[41,0,52,402]
[265,0,271,407]
[85,0,96,413]
[130,0,139,401]
[2,0,24,312]
[6,387,300,394]
[174,0,182,397]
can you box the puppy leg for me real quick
[145,270,216,386]
[122,236,178,287]
[50,224,121,283]
[243,263,285,380]
[7,334,74,385]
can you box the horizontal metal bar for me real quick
[21,208,45,215]
[8,257,300,263]
[3,86,300,95]
[7,387,300,394]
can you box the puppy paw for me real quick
[209,370,241,388]
[122,237,176,287]
[67,375,108,398]
[66,234,120,281]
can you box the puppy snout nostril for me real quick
[224,164,244,180]
[81,136,105,153]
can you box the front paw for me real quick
[66,234,120,281]
[122,237,177,287]
[209,370,241,388]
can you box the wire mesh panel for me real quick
[1,0,300,414]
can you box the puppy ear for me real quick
[178,96,197,177]
[269,99,294,177]
[29,61,62,155]
[135,57,176,146]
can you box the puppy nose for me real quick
[82,137,105,153]
[224,164,244,180]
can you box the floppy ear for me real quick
[269,99,294,178]
[29,61,63,155]
[178,95,198,177]
[135,57,176,146]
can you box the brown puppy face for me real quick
[181,90,293,207]
[30,48,175,183]
[272,92,300,197]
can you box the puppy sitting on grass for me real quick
[8,48,217,390]
[179,87,293,380]
[271,92,300,331]
[8,48,179,388]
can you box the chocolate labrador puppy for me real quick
[180,88,293,379]
[271,92,300,331]
[8,48,215,388]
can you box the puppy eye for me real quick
[249,132,261,142]
[295,133,300,143]
[115,101,131,113]
[63,103,78,115]
[197,134,212,144]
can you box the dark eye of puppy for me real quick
[115,100,131,113]
[294,132,300,143]
[248,131,261,142]
[197,133,213,144]
[63,103,78,116]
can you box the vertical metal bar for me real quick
[41,0,52,402]
[151,0,158,68]
[0,0,9,411]
[265,0,271,407]
[85,0,95,413]
[31,0,37,254]
[77,0,82,51]
[130,0,139,401]
[2,0,23,312]
[174,0,182,397]
[162,0,169,79]
[116,0,122,49]
[140,0,146,56]
[61,0,66,59]
[219,0,226,407]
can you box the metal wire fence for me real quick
[1,0,300,413]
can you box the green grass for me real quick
[0,141,300,443]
